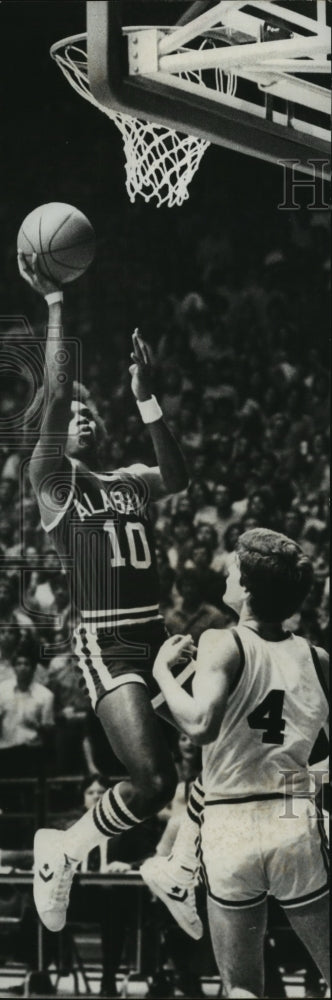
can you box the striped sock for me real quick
[93,784,139,838]
[160,776,205,883]
[187,776,205,829]
[63,783,141,862]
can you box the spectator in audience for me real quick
[155,543,176,618]
[107,439,127,472]
[201,360,237,410]
[0,453,20,501]
[0,634,55,777]
[206,482,239,548]
[47,572,71,645]
[26,548,62,616]
[45,652,89,774]
[200,397,220,436]
[189,481,216,527]
[82,711,127,778]
[206,430,233,489]
[194,523,218,552]
[0,515,14,554]
[123,413,149,463]
[166,513,195,571]
[283,509,305,543]
[211,522,243,576]
[159,364,187,420]
[0,573,34,631]
[228,458,250,502]
[246,486,275,528]
[178,402,202,455]
[190,449,210,483]
[0,623,16,683]
[258,450,278,487]
[177,292,213,363]
[184,540,225,609]
[165,569,228,644]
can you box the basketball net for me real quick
[51,35,236,207]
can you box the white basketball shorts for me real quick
[200,795,329,909]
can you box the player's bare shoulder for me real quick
[197,627,241,678]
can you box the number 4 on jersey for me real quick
[247,690,286,745]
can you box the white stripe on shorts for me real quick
[73,626,148,709]
[81,604,159,618]
[81,613,163,628]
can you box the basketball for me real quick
[17,202,95,285]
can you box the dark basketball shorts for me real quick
[72,619,195,711]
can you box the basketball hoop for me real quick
[51,33,235,208]
[51,2,330,197]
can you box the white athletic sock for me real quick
[63,783,141,862]
[161,776,205,882]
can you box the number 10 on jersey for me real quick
[104,520,152,569]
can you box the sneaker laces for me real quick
[49,853,78,906]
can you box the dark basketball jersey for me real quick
[41,458,161,629]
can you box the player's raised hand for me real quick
[153,634,196,676]
[17,250,60,298]
[129,328,153,402]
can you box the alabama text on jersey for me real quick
[39,458,161,629]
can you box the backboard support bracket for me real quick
[86,1,330,178]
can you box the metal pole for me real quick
[136,887,143,974]
[37,919,44,972]
[158,34,330,75]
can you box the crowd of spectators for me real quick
[0,11,330,991]
[0,196,329,1000]
[0,204,330,782]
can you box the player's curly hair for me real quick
[236,528,313,622]
[23,381,107,458]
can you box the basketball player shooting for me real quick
[147,528,330,998]
[18,251,194,933]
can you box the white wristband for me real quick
[45,291,63,305]
[136,395,163,424]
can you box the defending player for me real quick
[148,528,329,998]
[18,252,192,933]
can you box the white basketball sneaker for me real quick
[140,854,203,940]
[33,828,79,932]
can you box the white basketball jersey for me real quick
[203,625,328,800]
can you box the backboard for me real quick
[87,0,330,177]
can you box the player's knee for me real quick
[137,764,177,811]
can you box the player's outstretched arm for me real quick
[130,330,188,495]
[153,629,240,744]
[18,252,73,490]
